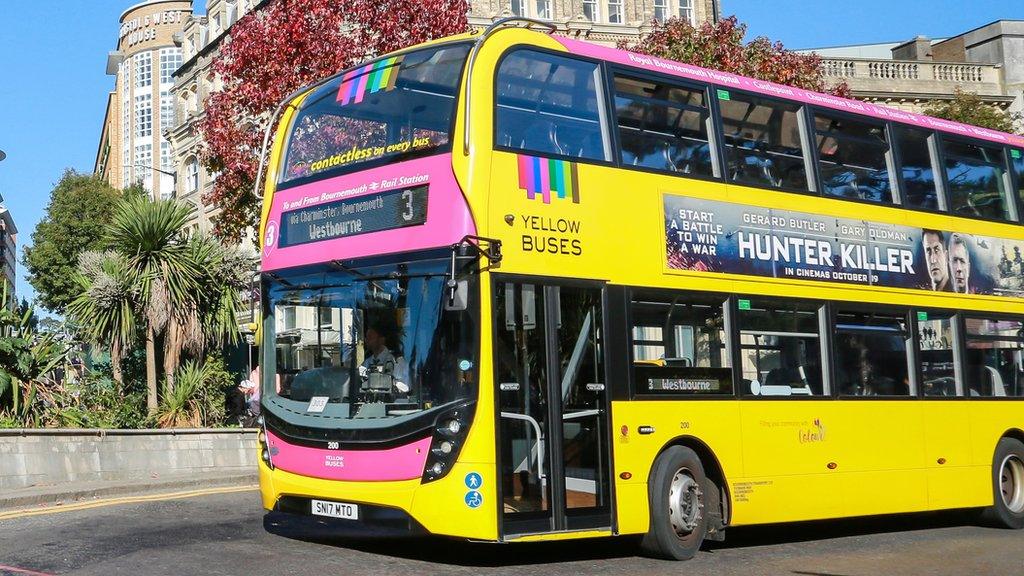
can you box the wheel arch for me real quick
[654,435,731,528]
[1001,428,1024,448]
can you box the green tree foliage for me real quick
[66,196,253,421]
[23,171,141,314]
[0,285,70,427]
[621,16,851,98]
[153,356,234,428]
[923,88,1023,134]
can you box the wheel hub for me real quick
[668,467,702,536]
[1000,454,1024,514]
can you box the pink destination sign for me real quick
[262,153,476,271]
[555,37,1024,150]
[267,430,432,482]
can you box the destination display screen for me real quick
[279,185,428,248]
[634,366,733,395]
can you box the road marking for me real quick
[0,564,57,576]
[0,485,258,521]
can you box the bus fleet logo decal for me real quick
[516,155,580,204]
[336,55,405,106]
[799,419,826,444]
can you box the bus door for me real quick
[493,279,613,536]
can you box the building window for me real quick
[534,0,551,19]
[678,0,695,23]
[159,48,182,86]
[134,51,152,89]
[653,0,668,22]
[509,0,526,16]
[160,140,173,170]
[134,93,152,139]
[135,143,154,191]
[226,0,238,26]
[186,158,200,194]
[160,91,174,131]
[607,0,623,24]
[583,0,599,21]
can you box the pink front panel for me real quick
[262,154,475,271]
[555,36,1024,149]
[267,430,432,482]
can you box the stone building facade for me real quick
[168,0,262,234]
[95,0,192,199]
[469,0,718,45]
[810,20,1023,129]
[0,202,16,302]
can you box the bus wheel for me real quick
[988,438,1024,529]
[641,446,708,560]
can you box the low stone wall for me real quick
[0,428,258,491]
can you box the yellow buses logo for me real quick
[516,155,580,204]
[799,418,826,444]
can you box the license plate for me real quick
[311,499,359,520]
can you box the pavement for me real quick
[0,471,257,514]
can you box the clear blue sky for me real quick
[0,1,1021,307]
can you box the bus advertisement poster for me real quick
[663,195,1024,298]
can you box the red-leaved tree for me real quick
[621,16,851,98]
[200,0,469,240]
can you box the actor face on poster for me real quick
[949,233,972,294]
[922,230,951,292]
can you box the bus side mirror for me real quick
[445,279,468,311]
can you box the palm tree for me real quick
[65,251,138,385]
[105,196,200,413]
[161,234,252,391]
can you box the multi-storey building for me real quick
[806,20,1023,128]
[95,0,192,199]
[0,199,16,302]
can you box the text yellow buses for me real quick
[255,19,1024,559]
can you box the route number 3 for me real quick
[402,190,414,222]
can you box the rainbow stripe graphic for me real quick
[516,155,580,204]
[336,56,404,106]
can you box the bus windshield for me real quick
[279,43,470,186]
[262,255,478,427]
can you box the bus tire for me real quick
[640,446,708,560]
[987,437,1024,529]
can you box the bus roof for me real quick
[553,35,1024,149]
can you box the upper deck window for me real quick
[719,92,809,191]
[941,138,1015,222]
[894,126,941,211]
[814,112,893,204]
[280,43,470,186]
[495,50,609,161]
[613,75,715,178]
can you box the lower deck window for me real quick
[630,292,732,395]
[965,318,1024,397]
[738,300,824,396]
[834,309,913,397]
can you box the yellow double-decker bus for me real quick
[255,20,1024,559]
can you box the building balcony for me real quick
[820,57,1009,105]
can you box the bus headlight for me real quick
[422,403,474,484]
